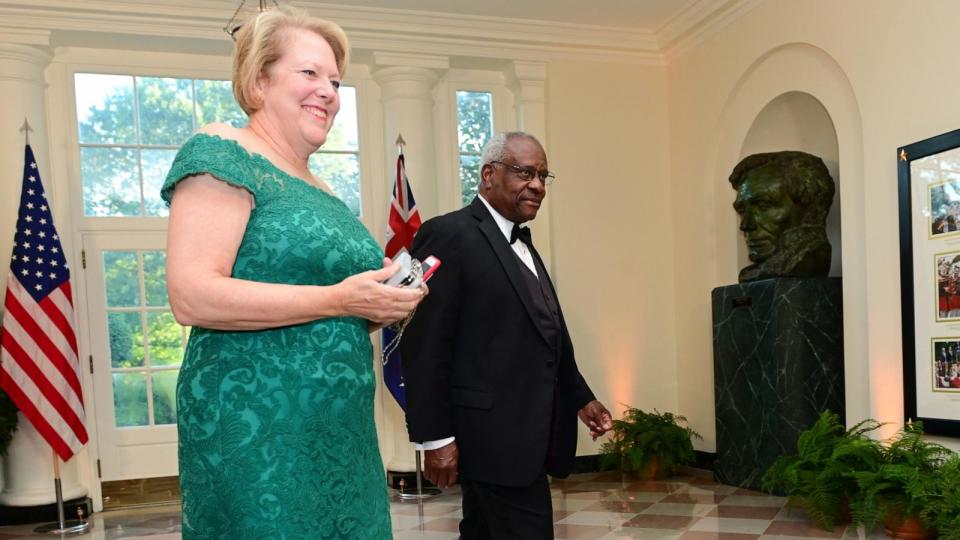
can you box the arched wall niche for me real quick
[738,91,842,277]
[703,42,870,427]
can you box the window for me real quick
[456,91,494,207]
[74,74,362,217]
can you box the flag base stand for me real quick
[34,452,90,536]
[396,450,441,501]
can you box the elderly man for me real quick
[401,131,612,539]
[730,151,836,282]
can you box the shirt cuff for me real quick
[416,436,456,451]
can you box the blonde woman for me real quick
[162,7,420,538]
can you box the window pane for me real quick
[195,79,247,128]
[460,155,481,207]
[108,311,145,368]
[81,147,140,217]
[103,251,140,307]
[309,153,360,216]
[137,77,195,145]
[75,74,136,145]
[113,372,148,427]
[456,91,493,154]
[324,86,358,151]
[141,149,176,217]
[142,251,168,306]
[147,312,183,367]
[152,371,179,425]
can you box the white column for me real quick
[372,52,447,472]
[508,61,553,272]
[0,30,87,506]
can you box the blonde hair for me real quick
[232,6,349,115]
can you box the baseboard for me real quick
[572,451,717,475]
[0,496,92,526]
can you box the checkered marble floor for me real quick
[0,470,889,539]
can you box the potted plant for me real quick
[850,422,951,539]
[599,406,701,479]
[922,452,960,540]
[0,388,18,456]
[762,410,885,530]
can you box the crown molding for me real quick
[657,0,765,61]
[0,0,759,66]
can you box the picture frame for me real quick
[899,128,960,437]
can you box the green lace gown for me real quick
[161,134,391,539]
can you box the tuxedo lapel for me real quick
[470,198,552,347]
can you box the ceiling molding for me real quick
[657,0,765,61]
[0,0,759,66]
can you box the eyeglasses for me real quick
[490,161,556,185]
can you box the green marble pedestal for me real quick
[712,277,844,491]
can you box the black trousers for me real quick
[459,474,553,540]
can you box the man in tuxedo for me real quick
[400,131,613,539]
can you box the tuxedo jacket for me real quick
[401,197,595,487]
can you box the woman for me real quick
[162,7,421,538]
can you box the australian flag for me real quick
[382,149,421,410]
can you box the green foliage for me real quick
[456,91,493,207]
[598,406,701,477]
[849,421,952,533]
[761,410,884,530]
[0,388,19,456]
[924,453,960,540]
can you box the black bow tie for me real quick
[510,224,532,246]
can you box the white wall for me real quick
[668,0,960,450]
[546,60,676,454]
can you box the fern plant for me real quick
[761,410,884,530]
[598,407,701,477]
[849,421,951,533]
[921,452,960,540]
[0,388,18,457]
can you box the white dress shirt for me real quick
[417,195,537,451]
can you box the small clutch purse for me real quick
[382,252,423,289]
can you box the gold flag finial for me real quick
[396,134,406,147]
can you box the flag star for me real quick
[51,247,58,253]
[35,271,42,278]
[25,216,32,223]
[51,260,58,267]
[27,189,34,196]
[37,245,45,252]
[40,205,47,211]
[23,229,31,236]
[36,258,44,265]
[41,193,47,199]
[23,242,31,249]
[53,234,58,240]
[40,218,47,225]
[38,232,46,238]
[28,175,36,182]
[48,273,56,280]
[21,255,29,262]
[11,253,17,261]
[34,284,42,291]
[26,202,33,209]
[29,162,36,169]
[20,268,28,276]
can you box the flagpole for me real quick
[19,117,32,145]
[33,450,89,535]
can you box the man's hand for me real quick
[424,441,459,488]
[578,400,614,440]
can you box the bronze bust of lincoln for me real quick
[730,151,835,283]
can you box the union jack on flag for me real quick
[0,145,88,461]
[382,148,421,410]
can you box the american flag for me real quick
[382,147,421,410]
[0,145,87,461]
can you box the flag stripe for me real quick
[0,302,85,419]
[4,283,82,396]
[0,365,76,460]
[0,327,87,445]
[43,284,79,355]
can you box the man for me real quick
[400,131,612,539]
[729,151,835,282]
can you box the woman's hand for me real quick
[340,258,427,325]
